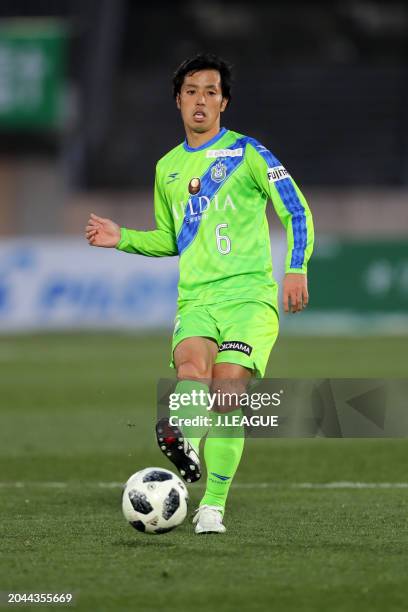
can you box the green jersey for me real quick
[116,127,314,310]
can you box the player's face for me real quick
[176,69,228,134]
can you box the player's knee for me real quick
[177,360,212,382]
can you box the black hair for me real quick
[172,53,233,104]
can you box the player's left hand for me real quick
[283,273,309,313]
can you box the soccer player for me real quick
[85,53,314,534]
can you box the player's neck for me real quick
[184,124,222,149]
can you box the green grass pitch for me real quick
[1,333,408,612]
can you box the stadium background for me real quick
[1,2,407,611]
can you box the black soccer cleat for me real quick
[156,418,201,484]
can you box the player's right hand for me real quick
[85,213,121,248]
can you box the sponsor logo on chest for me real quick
[188,177,201,195]
[172,194,237,221]
[206,147,243,158]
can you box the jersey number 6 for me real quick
[215,223,231,255]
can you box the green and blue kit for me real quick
[117,128,314,376]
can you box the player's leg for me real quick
[157,333,218,483]
[193,363,250,534]
[173,335,219,450]
[194,300,279,533]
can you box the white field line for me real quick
[1,481,408,490]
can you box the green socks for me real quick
[171,382,245,512]
[200,409,245,512]
[173,380,210,454]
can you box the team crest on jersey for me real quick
[188,177,201,195]
[211,160,227,183]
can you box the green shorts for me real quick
[170,300,279,378]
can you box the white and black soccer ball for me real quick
[122,467,188,534]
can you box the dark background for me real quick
[1,0,407,189]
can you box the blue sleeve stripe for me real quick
[274,179,308,269]
[247,138,307,268]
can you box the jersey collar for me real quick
[183,127,228,152]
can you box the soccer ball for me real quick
[122,467,189,534]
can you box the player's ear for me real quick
[176,93,181,110]
[220,97,228,113]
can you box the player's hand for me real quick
[283,273,309,313]
[85,213,121,248]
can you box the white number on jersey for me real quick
[215,223,231,255]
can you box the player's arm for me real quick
[246,142,314,313]
[85,165,178,257]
